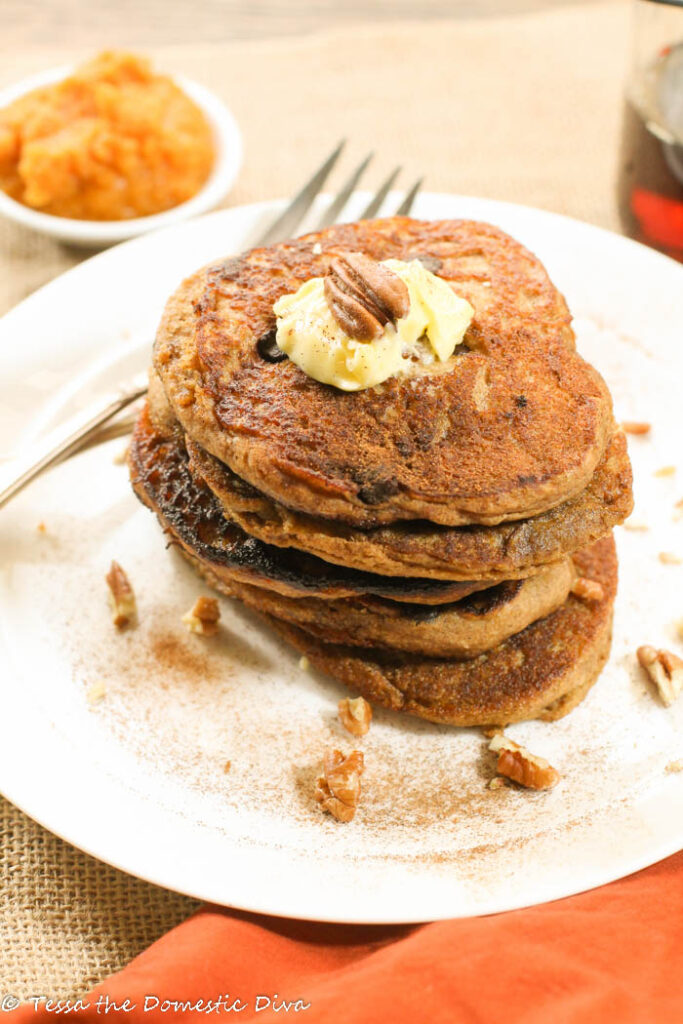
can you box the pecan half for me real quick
[324,251,409,340]
[637,646,683,706]
[489,734,560,790]
[315,748,365,822]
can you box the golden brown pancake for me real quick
[129,407,497,604]
[267,536,617,727]
[153,217,614,529]
[186,423,632,581]
[193,559,575,659]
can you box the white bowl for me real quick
[0,64,243,248]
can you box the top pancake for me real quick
[154,217,613,528]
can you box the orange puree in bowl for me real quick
[0,51,216,221]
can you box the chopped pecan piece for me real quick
[482,725,503,739]
[621,421,651,436]
[324,251,409,340]
[338,696,372,737]
[489,735,560,790]
[488,777,507,790]
[315,748,365,822]
[105,561,137,629]
[637,646,683,706]
[571,577,605,602]
[182,596,220,636]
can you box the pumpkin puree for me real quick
[0,51,215,221]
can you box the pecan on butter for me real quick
[324,251,409,340]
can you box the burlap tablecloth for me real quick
[1,0,630,996]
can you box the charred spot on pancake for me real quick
[256,327,288,364]
[395,439,414,458]
[516,395,528,408]
[455,580,523,617]
[370,578,524,623]
[405,604,442,623]
[356,475,401,505]
[208,256,245,286]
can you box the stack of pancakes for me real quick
[130,218,633,727]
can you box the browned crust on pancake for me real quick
[153,217,613,528]
[129,406,495,604]
[193,559,575,658]
[187,424,632,581]
[265,537,617,727]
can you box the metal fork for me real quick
[255,139,422,245]
[0,143,422,510]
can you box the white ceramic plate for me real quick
[1,193,682,924]
[0,65,243,247]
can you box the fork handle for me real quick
[0,384,147,511]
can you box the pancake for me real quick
[186,422,632,581]
[267,536,616,727]
[153,217,614,529]
[129,406,498,604]
[193,559,575,659]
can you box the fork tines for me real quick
[255,142,422,246]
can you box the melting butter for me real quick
[273,259,474,391]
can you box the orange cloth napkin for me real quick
[11,851,683,1023]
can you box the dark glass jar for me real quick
[617,0,683,260]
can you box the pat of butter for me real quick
[273,259,473,392]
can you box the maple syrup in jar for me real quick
[618,1,683,261]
